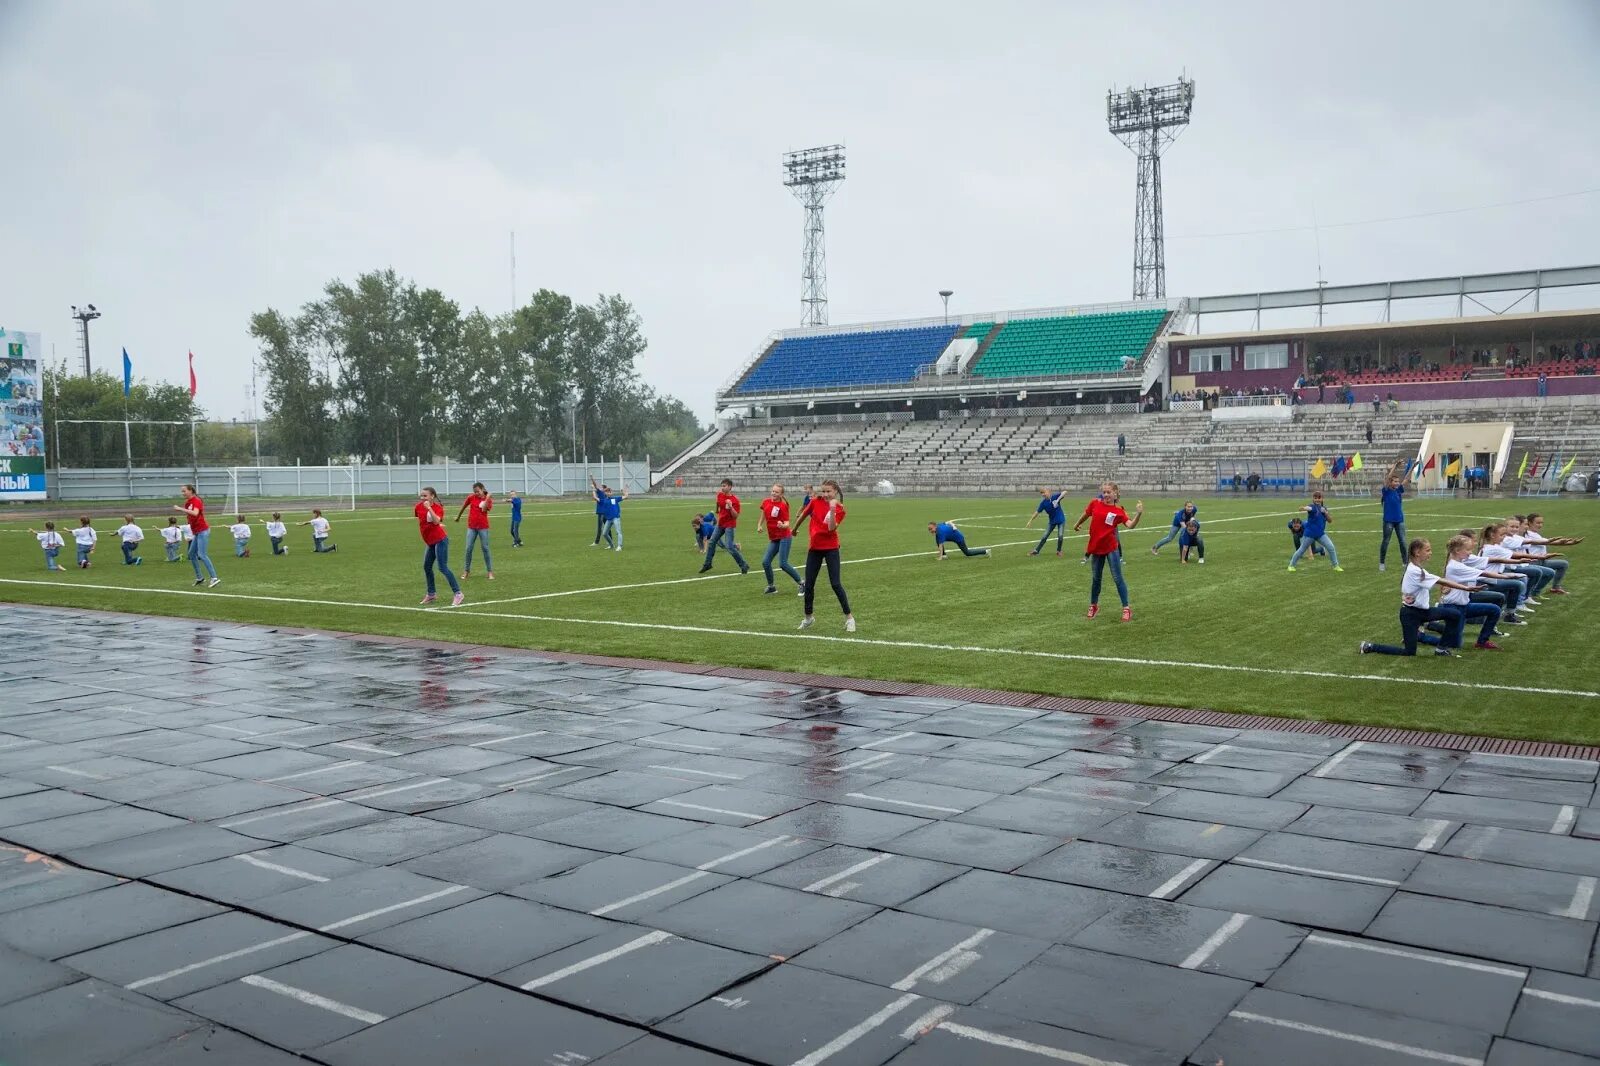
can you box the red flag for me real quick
[1422,453,1437,473]
[1527,454,1540,477]
[188,351,197,399]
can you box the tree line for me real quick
[249,270,704,466]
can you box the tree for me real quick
[42,364,202,468]
[247,309,336,465]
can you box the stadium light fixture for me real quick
[783,145,846,327]
[1107,77,1195,300]
[70,304,102,378]
[939,289,953,324]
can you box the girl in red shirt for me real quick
[1074,481,1143,621]
[174,483,219,587]
[416,487,462,607]
[799,480,856,633]
[455,482,495,580]
[756,483,803,595]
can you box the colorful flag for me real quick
[1332,455,1347,477]
[1517,451,1529,478]
[1310,458,1328,479]
[1422,454,1438,473]
[121,348,132,397]
[188,351,197,399]
[1560,456,1578,477]
[1528,455,1540,477]
[1544,453,1556,479]
[1547,454,1561,482]
[1444,457,1461,477]
[1350,452,1364,472]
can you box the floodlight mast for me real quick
[1107,78,1195,301]
[783,145,846,327]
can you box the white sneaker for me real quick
[208,577,221,588]
[798,616,815,630]
[1524,598,1542,607]
[845,617,856,633]
[614,546,621,552]
[1198,558,1205,565]
[1379,563,1386,572]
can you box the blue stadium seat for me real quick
[734,325,961,394]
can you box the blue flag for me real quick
[122,348,132,397]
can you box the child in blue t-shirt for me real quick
[1378,462,1407,571]
[1151,500,1198,556]
[509,491,523,548]
[693,511,717,552]
[929,520,990,559]
[1178,519,1204,564]
[1287,517,1325,558]
[1288,492,1342,571]
[1025,488,1068,556]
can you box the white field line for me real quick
[238,974,386,1025]
[1147,858,1211,899]
[124,931,312,991]
[519,930,674,990]
[1180,913,1250,969]
[1304,934,1525,977]
[790,992,923,1066]
[1226,1010,1482,1065]
[803,854,891,893]
[7,578,1599,701]
[233,852,328,882]
[892,929,993,991]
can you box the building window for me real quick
[1187,347,1229,373]
[1243,343,1289,371]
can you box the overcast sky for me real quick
[5,0,1598,425]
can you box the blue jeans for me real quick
[1454,600,1502,644]
[1379,521,1407,564]
[1034,521,1064,553]
[424,537,460,596]
[76,544,92,567]
[235,539,250,557]
[1152,524,1182,551]
[1508,564,1556,597]
[1536,556,1569,589]
[941,532,987,557]
[703,527,747,570]
[1289,534,1339,568]
[189,530,217,580]
[510,518,522,546]
[270,536,285,555]
[762,537,802,587]
[1089,551,1129,607]
[44,548,60,571]
[1368,604,1461,654]
[602,517,621,549]
[463,527,492,572]
[165,540,181,562]
[122,541,140,564]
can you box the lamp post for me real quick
[938,290,953,325]
[70,304,101,377]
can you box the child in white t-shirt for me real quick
[265,512,288,555]
[116,515,145,566]
[160,516,185,562]
[229,516,252,558]
[72,516,98,569]
[1359,538,1478,657]
[28,522,65,572]
[300,509,336,553]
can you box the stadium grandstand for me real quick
[659,264,1600,496]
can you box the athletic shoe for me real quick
[1359,641,1373,654]
[420,594,436,605]
[1028,550,1040,556]
[208,578,221,588]
[698,566,712,573]
[1286,566,1298,572]
[461,571,470,580]
[845,617,856,633]
[763,586,776,595]
[798,616,815,630]
[1080,557,1088,565]
[1503,616,1528,625]
[451,592,464,607]
[1524,598,1541,607]
[591,543,600,548]
[1332,567,1345,573]
[1547,587,1570,596]
[486,572,495,580]
[1086,605,1100,619]
[937,555,946,561]
[1518,604,1535,613]
[1149,546,1159,556]
[983,549,991,556]
[1475,641,1501,650]
[134,558,142,566]
[740,566,750,575]
[1121,606,1132,622]
[797,586,806,597]
[1056,551,1062,557]
[328,545,336,552]
[614,546,621,552]
[193,579,204,586]
[1198,559,1205,565]
[1379,563,1386,572]
[1434,648,1454,657]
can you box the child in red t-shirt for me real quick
[1074,482,1143,621]
[756,483,803,594]
[798,480,856,633]
[455,481,495,580]
[699,478,750,574]
[416,487,463,606]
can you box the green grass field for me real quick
[3,492,1596,743]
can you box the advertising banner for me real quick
[0,329,46,500]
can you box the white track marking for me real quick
[1560,876,1597,920]
[238,975,385,1025]
[933,1021,1134,1065]
[1415,819,1453,851]
[1189,744,1232,765]
[234,852,328,882]
[316,884,470,932]
[342,777,450,801]
[468,730,548,747]
[892,929,993,990]
[648,764,742,780]
[697,834,794,870]
[1234,856,1401,886]
[1551,805,1577,834]
[1147,858,1211,899]
[1180,913,1250,969]
[519,930,674,990]
[790,992,923,1066]
[803,853,892,893]
[639,738,722,752]
[42,764,100,779]
[1305,934,1524,977]
[1522,987,1600,1009]
[826,752,897,774]
[898,1003,958,1040]
[845,792,961,814]
[590,871,709,916]
[206,724,258,736]
[856,732,916,750]
[333,742,392,756]
[504,766,586,788]
[264,760,361,782]
[8,577,1599,700]
[654,798,765,820]
[217,799,343,828]
[1311,741,1366,778]
[1227,1011,1482,1065]
[125,931,311,990]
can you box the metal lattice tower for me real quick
[1107,79,1195,301]
[782,145,846,327]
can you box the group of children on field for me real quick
[28,509,335,572]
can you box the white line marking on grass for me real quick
[264,760,362,782]
[1415,819,1453,851]
[892,929,992,990]
[1522,987,1600,1009]
[790,992,923,1066]
[1560,876,1596,920]
[654,798,765,820]
[1180,913,1249,969]
[803,854,891,893]
[1311,742,1366,778]
[519,930,674,990]
[898,1002,958,1040]
[234,852,329,882]
[11,578,1600,701]
[933,1020,1134,1065]
[1233,857,1402,886]
[1147,858,1211,899]
[590,871,709,916]
[1551,805,1577,834]
[468,730,548,747]
[316,884,470,932]
[238,975,385,1025]
[1226,1010,1482,1064]
[125,931,312,990]
[845,792,961,814]
[1305,934,1525,977]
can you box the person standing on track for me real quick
[757,483,803,594]
[1378,462,1408,572]
[1076,481,1142,621]
[175,484,219,587]
[699,478,749,574]
[456,482,494,580]
[416,487,463,607]
[1025,487,1068,556]
[799,479,856,632]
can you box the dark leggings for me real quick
[1367,604,1463,655]
[803,548,851,616]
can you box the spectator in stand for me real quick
[1365,422,1374,445]
[1371,393,1382,415]
[1116,433,1126,456]
[1345,387,1355,410]
[1537,372,1548,398]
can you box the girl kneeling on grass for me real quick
[1361,539,1478,657]
[799,479,856,633]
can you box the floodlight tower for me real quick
[782,145,846,327]
[70,304,101,377]
[1107,78,1195,301]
